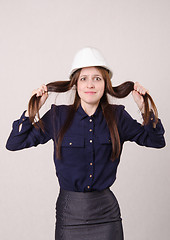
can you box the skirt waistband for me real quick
[56,187,122,227]
[59,187,111,199]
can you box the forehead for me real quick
[80,67,102,76]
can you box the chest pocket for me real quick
[98,134,112,145]
[61,135,85,148]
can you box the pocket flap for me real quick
[98,135,112,144]
[61,135,84,147]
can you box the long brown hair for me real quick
[28,67,158,161]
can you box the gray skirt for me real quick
[55,188,124,240]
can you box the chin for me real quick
[83,99,100,105]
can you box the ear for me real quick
[72,85,77,90]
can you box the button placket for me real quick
[86,117,94,190]
[89,118,93,144]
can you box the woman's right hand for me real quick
[25,84,48,117]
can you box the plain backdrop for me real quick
[0,0,169,239]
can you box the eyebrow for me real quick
[80,74,102,77]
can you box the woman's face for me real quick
[77,67,105,107]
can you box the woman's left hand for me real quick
[132,82,149,113]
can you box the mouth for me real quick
[85,92,96,94]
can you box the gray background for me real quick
[0,0,169,239]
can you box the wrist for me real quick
[139,104,145,114]
[25,110,29,117]
[140,108,145,114]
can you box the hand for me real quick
[32,84,48,109]
[25,84,48,117]
[132,82,149,113]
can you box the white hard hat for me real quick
[69,47,113,79]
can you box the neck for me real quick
[80,101,99,116]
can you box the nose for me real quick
[87,78,94,88]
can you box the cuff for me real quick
[12,110,32,135]
[18,110,30,124]
[142,110,157,128]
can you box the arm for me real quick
[6,84,51,151]
[6,108,52,151]
[118,105,166,148]
[120,81,166,147]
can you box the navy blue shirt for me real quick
[6,104,166,192]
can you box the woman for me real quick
[6,47,166,240]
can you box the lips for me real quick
[85,92,96,94]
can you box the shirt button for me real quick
[69,142,72,145]
[151,118,153,120]
[87,186,90,189]
[90,163,93,165]
[89,119,92,122]
[90,140,92,143]
[89,129,92,132]
[90,174,92,178]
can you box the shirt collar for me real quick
[77,102,102,120]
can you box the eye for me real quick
[94,77,102,81]
[80,77,86,81]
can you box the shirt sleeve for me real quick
[6,108,52,151]
[117,105,166,148]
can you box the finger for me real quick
[40,84,48,95]
[140,88,149,95]
[32,84,48,97]
[134,82,146,94]
[36,89,42,96]
[132,90,144,105]
[37,85,46,96]
[134,82,139,91]
[32,89,37,96]
[142,89,148,95]
[40,85,45,94]
[136,86,147,95]
[42,84,48,92]
[138,88,145,95]
[32,90,40,97]
[133,90,141,97]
